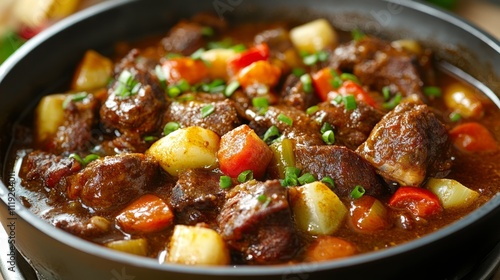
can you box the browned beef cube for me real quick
[218,180,299,264]
[163,97,241,137]
[330,36,426,101]
[311,101,384,150]
[249,105,324,146]
[280,74,321,111]
[170,169,227,225]
[294,145,386,198]
[161,20,206,56]
[67,153,166,212]
[356,101,452,187]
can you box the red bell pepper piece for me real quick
[449,122,498,152]
[227,43,270,74]
[388,186,443,218]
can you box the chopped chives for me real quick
[322,130,335,145]
[224,81,240,97]
[352,28,366,41]
[231,44,247,52]
[168,86,182,98]
[320,122,334,134]
[177,79,190,92]
[237,170,253,183]
[282,166,301,186]
[201,104,215,118]
[317,50,329,62]
[303,53,318,65]
[300,73,313,94]
[382,92,402,110]
[257,194,271,208]
[155,65,167,89]
[83,154,100,165]
[201,26,215,37]
[114,70,142,99]
[343,95,357,110]
[262,125,281,143]
[423,86,442,97]
[332,95,343,105]
[292,67,306,77]
[331,76,343,89]
[219,176,232,189]
[321,176,335,188]
[298,173,316,185]
[350,185,366,199]
[450,112,462,122]
[62,92,89,109]
[277,113,293,126]
[382,86,391,101]
[190,48,206,60]
[252,97,269,110]
[306,105,319,115]
[340,73,360,84]
[163,122,180,135]
[143,136,157,142]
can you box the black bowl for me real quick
[1,0,500,279]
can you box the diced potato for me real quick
[71,50,113,91]
[34,93,67,144]
[145,126,220,176]
[443,82,484,120]
[391,39,423,55]
[426,178,479,209]
[290,19,338,53]
[201,48,237,79]
[289,181,347,235]
[105,238,148,257]
[167,225,230,265]
[14,0,80,27]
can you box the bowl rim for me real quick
[1,0,500,276]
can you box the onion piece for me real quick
[425,178,479,209]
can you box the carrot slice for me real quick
[116,194,174,234]
[304,236,357,262]
[449,122,498,152]
[217,124,273,179]
[236,60,281,88]
[348,195,391,232]
[161,57,209,85]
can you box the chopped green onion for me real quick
[423,86,442,97]
[0,31,25,64]
[331,76,343,89]
[165,53,183,59]
[62,92,89,109]
[114,70,142,99]
[190,48,206,60]
[69,153,100,167]
[321,176,335,188]
[300,73,313,94]
[332,95,343,105]
[306,105,319,115]
[352,28,366,41]
[168,86,182,98]
[201,104,215,118]
[282,166,301,186]
[219,176,232,189]
[201,79,225,93]
[298,173,316,185]
[303,53,318,65]
[382,92,402,110]
[292,68,306,77]
[382,86,391,101]
[201,26,215,37]
[237,170,253,183]
[262,125,281,143]
[144,136,157,142]
[320,122,334,134]
[303,50,329,66]
[322,130,335,145]
[350,185,366,199]
[277,113,293,126]
[155,65,167,89]
[317,50,329,62]
[257,194,272,208]
[224,81,240,97]
[231,44,247,52]
[163,122,180,135]
[252,97,269,113]
[340,73,360,84]
[450,112,462,122]
[343,95,357,110]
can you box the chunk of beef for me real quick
[356,101,452,186]
[280,74,321,110]
[170,169,227,225]
[218,180,299,264]
[45,93,100,155]
[20,150,81,191]
[248,105,324,146]
[100,52,166,136]
[311,101,384,150]
[163,96,241,136]
[67,153,167,213]
[330,36,426,101]
[294,145,386,198]
[161,20,206,56]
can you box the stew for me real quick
[8,13,500,266]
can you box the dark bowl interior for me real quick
[1,0,500,279]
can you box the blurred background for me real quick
[0,0,499,64]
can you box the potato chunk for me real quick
[71,50,113,91]
[105,239,148,257]
[289,181,347,235]
[290,19,338,53]
[167,225,230,265]
[426,178,479,209]
[34,93,66,145]
[201,48,237,79]
[146,126,220,176]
